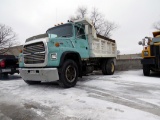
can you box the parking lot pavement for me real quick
[0,70,160,120]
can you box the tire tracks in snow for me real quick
[76,84,160,117]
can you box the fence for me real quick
[116,59,142,71]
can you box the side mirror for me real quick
[85,25,88,35]
[138,41,142,45]
[142,39,145,46]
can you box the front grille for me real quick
[23,42,45,64]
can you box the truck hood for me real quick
[26,34,58,43]
[25,34,48,43]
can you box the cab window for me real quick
[75,26,86,39]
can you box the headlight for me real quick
[51,53,57,60]
[144,51,148,56]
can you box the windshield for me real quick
[152,37,160,43]
[46,24,73,37]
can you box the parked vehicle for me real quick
[19,18,117,87]
[0,55,19,77]
[139,31,160,76]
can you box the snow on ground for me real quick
[113,70,160,85]
[139,98,160,107]
[0,70,160,120]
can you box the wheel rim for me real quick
[65,65,76,83]
[111,63,114,72]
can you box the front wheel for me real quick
[58,59,78,88]
[143,64,150,76]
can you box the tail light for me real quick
[0,60,5,68]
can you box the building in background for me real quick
[0,45,23,56]
[117,53,142,60]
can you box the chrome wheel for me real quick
[58,59,78,88]
[111,62,114,73]
[65,65,76,83]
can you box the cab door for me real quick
[74,25,89,58]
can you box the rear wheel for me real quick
[58,59,78,88]
[24,80,41,85]
[0,73,8,78]
[3,73,8,78]
[143,64,150,76]
[102,59,115,75]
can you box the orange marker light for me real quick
[55,42,60,47]
[19,49,22,53]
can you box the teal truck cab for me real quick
[19,18,117,88]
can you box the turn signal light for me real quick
[55,42,60,47]
[19,49,22,53]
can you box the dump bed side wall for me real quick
[89,37,117,58]
[87,25,117,58]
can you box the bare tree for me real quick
[0,24,17,54]
[70,6,118,38]
[153,21,160,30]
[103,20,118,38]
[77,6,87,18]
[90,7,118,38]
[90,7,104,33]
[70,6,87,21]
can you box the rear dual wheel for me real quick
[102,60,115,75]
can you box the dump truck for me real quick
[139,31,160,76]
[19,18,117,87]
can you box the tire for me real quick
[0,74,2,78]
[102,59,115,75]
[24,80,41,85]
[102,60,107,75]
[143,64,150,76]
[10,73,14,75]
[4,73,8,77]
[58,59,78,88]
[0,73,8,78]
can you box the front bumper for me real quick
[141,59,155,65]
[19,68,59,82]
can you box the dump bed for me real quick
[88,34,117,58]
[74,18,117,58]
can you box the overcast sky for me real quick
[0,0,160,54]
